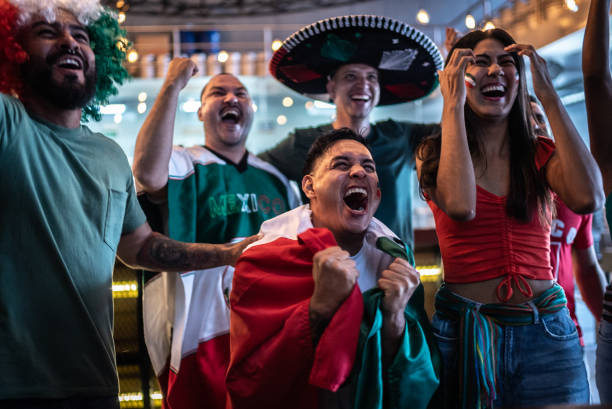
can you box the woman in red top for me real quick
[416,29,603,408]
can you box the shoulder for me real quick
[168,145,225,180]
[374,119,439,135]
[245,205,313,251]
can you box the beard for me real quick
[21,52,97,110]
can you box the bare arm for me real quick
[132,58,198,196]
[583,0,612,196]
[116,223,257,272]
[507,44,604,213]
[573,245,607,321]
[417,48,476,220]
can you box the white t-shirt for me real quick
[351,239,391,292]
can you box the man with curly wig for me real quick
[0,1,256,408]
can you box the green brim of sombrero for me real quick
[269,15,443,106]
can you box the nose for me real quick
[59,30,79,54]
[488,62,503,76]
[349,164,366,178]
[224,92,238,104]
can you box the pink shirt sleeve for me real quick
[573,213,594,250]
[535,136,556,171]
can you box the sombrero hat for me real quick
[269,15,443,105]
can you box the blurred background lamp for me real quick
[483,21,495,30]
[416,9,430,25]
[465,14,476,30]
[217,51,229,63]
[271,39,283,51]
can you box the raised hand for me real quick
[163,57,199,91]
[438,48,475,107]
[310,246,359,319]
[444,27,461,54]
[378,258,420,318]
[505,44,555,104]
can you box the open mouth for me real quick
[56,56,83,70]
[221,108,240,124]
[343,187,368,212]
[480,84,505,98]
[351,94,370,102]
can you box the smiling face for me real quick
[198,73,254,150]
[465,38,519,120]
[19,8,96,109]
[326,63,380,122]
[303,139,381,241]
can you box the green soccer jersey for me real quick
[0,94,146,399]
[167,146,300,244]
[259,120,439,249]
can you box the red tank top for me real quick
[428,137,556,302]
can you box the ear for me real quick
[302,174,316,200]
[197,104,205,122]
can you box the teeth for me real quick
[58,57,81,68]
[221,108,240,120]
[481,84,505,93]
[344,187,367,197]
[351,95,370,101]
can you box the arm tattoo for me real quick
[139,232,225,272]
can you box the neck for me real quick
[332,112,371,137]
[22,95,82,129]
[477,117,510,158]
[310,213,365,256]
[205,142,246,164]
[334,231,365,256]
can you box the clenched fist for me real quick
[310,246,359,319]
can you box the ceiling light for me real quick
[276,115,287,125]
[465,14,476,29]
[416,9,430,25]
[137,92,147,102]
[116,0,125,8]
[564,0,578,12]
[137,103,147,114]
[483,21,495,30]
[282,97,293,107]
[217,51,229,63]
[127,50,139,63]
[271,40,283,51]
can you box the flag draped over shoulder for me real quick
[226,205,439,409]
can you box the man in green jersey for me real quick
[133,58,299,409]
[260,15,443,249]
[0,2,254,408]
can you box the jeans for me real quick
[432,306,589,408]
[0,396,120,409]
[597,319,612,403]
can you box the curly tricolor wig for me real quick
[0,0,129,121]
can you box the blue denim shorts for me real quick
[596,319,612,403]
[432,297,589,408]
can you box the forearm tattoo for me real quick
[139,232,225,271]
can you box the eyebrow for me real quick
[475,53,513,60]
[31,21,88,35]
[331,155,375,165]
[207,86,247,93]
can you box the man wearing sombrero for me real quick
[261,15,443,250]
[0,1,254,407]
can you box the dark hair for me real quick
[417,29,551,223]
[302,128,370,177]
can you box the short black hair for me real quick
[302,128,370,177]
